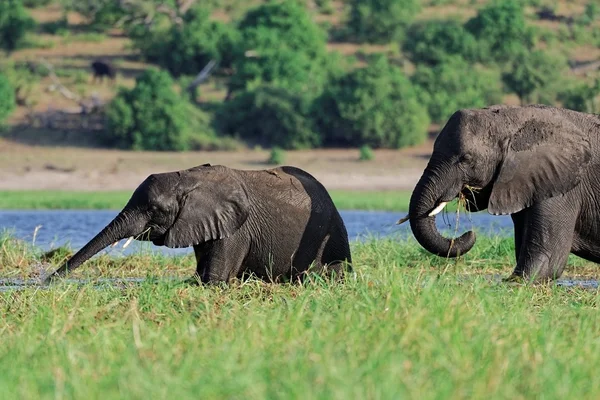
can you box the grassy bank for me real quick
[1,235,600,398]
[0,190,419,211]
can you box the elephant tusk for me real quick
[428,202,448,217]
[397,215,409,225]
[110,241,119,247]
[122,236,134,248]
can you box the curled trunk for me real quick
[408,169,476,257]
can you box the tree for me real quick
[0,73,16,124]
[104,69,191,151]
[228,1,337,96]
[313,56,430,148]
[217,85,319,150]
[465,0,535,63]
[347,0,421,44]
[131,6,240,77]
[412,57,503,123]
[403,19,479,65]
[502,50,566,105]
[558,79,600,113]
[0,0,35,54]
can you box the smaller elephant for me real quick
[44,164,352,284]
[90,59,116,84]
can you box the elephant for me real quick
[44,164,352,284]
[404,104,600,282]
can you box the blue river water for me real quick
[0,209,513,255]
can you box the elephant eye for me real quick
[460,153,473,164]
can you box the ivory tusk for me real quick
[122,236,134,248]
[110,241,119,247]
[428,202,448,217]
[397,215,409,225]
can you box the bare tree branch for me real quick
[186,59,218,96]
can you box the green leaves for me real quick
[0,0,35,54]
[0,72,15,124]
[347,0,421,44]
[313,56,429,148]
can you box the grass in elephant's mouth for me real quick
[1,235,600,398]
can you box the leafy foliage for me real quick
[62,0,127,29]
[313,56,430,148]
[267,147,285,165]
[359,145,374,161]
[412,57,503,123]
[346,0,421,44]
[131,6,240,77]
[558,79,600,113]
[104,69,191,151]
[0,0,36,54]
[403,19,479,65]
[465,0,535,63]
[229,1,337,95]
[0,72,16,124]
[217,85,319,150]
[502,50,567,104]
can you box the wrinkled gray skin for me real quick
[44,164,352,284]
[409,104,600,282]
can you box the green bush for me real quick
[229,1,337,95]
[465,0,535,63]
[313,56,429,148]
[558,79,600,113]
[403,19,479,65]
[62,0,126,30]
[359,145,374,161]
[346,0,421,44]
[131,6,240,77]
[23,0,53,7]
[0,73,16,124]
[267,147,285,165]
[412,57,503,123]
[217,85,319,150]
[502,50,567,104]
[104,69,191,151]
[0,0,36,54]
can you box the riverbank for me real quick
[0,236,599,398]
[0,189,422,211]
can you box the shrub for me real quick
[0,0,36,54]
[465,0,535,63]
[558,79,600,113]
[229,1,336,95]
[313,56,430,148]
[346,0,421,44]
[22,0,52,7]
[62,0,126,30]
[412,57,503,123]
[403,19,479,65]
[217,85,319,150]
[359,145,374,161]
[502,50,567,104]
[267,147,285,165]
[104,69,191,151]
[0,73,16,123]
[131,6,240,77]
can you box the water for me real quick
[0,209,514,255]
[0,210,596,292]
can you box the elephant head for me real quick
[44,164,250,282]
[408,104,591,257]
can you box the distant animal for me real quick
[44,164,352,284]
[404,104,600,283]
[90,59,116,83]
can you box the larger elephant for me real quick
[44,164,352,284]
[406,104,600,282]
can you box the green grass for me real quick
[1,234,600,398]
[0,190,431,212]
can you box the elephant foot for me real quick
[181,274,202,286]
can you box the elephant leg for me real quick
[510,201,578,282]
[194,239,248,284]
[510,210,527,272]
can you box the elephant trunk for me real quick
[43,211,143,283]
[408,165,476,257]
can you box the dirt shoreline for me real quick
[0,140,432,191]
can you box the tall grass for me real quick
[1,235,600,398]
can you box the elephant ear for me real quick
[488,118,591,215]
[164,169,250,248]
